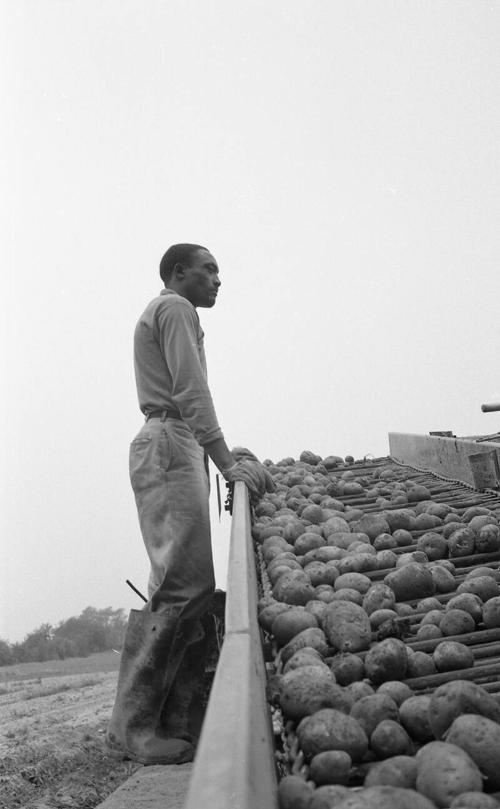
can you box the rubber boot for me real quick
[160,621,208,745]
[105,609,194,765]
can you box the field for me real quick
[0,651,142,809]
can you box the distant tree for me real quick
[0,607,129,666]
[21,623,54,662]
[0,639,14,666]
[54,606,127,656]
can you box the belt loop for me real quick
[160,410,168,422]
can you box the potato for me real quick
[469,515,498,533]
[262,534,292,555]
[370,719,412,758]
[271,607,319,645]
[277,774,313,809]
[392,529,414,546]
[314,585,339,604]
[309,750,352,785]
[294,532,327,555]
[417,624,443,640]
[373,533,398,550]
[384,563,435,601]
[362,583,396,615]
[308,785,350,809]
[465,566,498,580]
[435,558,457,574]
[413,512,442,530]
[376,681,413,706]
[296,708,369,763]
[482,596,500,628]
[420,607,444,625]
[407,483,432,502]
[302,504,327,524]
[350,514,391,540]
[304,562,331,587]
[259,601,295,631]
[439,608,475,636]
[305,600,328,623]
[329,653,365,686]
[430,564,456,593]
[448,527,476,557]
[476,524,500,553]
[417,531,448,560]
[370,609,399,630]
[334,573,372,595]
[322,600,372,653]
[406,651,437,678]
[281,627,330,665]
[434,640,474,672]
[415,741,483,807]
[449,793,500,808]
[429,680,500,740]
[396,551,429,567]
[350,693,399,737]
[364,638,408,684]
[394,603,415,618]
[384,509,415,531]
[329,588,363,606]
[345,681,375,701]
[282,647,330,674]
[399,695,435,742]
[457,576,500,602]
[446,593,483,624]
[364,755,417,788]
[446,713,500,790]
[350,552,379,573]
[443,521,465,538]
[462,505,493,522]
[335,785,437,809]
[273,570,316,605]
[376,550,398,570]
[279,665,351,721]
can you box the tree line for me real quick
[0,606,128,666]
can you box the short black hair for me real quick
[159,243,208,284]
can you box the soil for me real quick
[0,651,143,809]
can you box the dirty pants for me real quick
[129,417,215,623]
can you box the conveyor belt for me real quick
[255,455,500,799]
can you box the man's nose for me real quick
[214,276,221,287]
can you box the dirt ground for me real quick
[0,651,143,809]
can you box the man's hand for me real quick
[223,458,275,500]
[231,446,260,463]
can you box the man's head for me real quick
[159,243,221,308]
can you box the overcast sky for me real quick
[2,0,499,643]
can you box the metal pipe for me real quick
[482,403,500,412]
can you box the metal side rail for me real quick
[184,481,279,809]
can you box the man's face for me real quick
[183,249,221,308]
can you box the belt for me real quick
[145,409,182,422]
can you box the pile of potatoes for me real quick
[256,452,500,808]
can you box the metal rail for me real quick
[184,481,279,809]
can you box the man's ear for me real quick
[173,262,186,279]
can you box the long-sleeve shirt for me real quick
[133,288,224,446]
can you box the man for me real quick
[106,243,273,765]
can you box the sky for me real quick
[1,0,499,643]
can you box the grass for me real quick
[0,650,132,809]
[23,676,102,700]
[0,650,120,684]
[0,728,143,809]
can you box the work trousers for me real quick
[129,417,215,622]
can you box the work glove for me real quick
[231,446,260,463]
[224,458,275,500]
